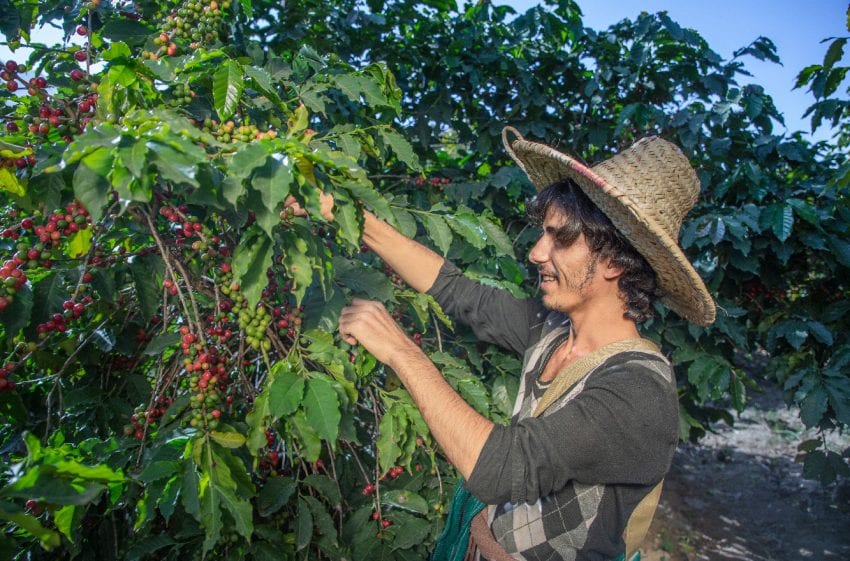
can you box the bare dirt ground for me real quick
[640,382,850,561]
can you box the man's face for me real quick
[528,206,600,312]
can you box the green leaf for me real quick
[147,141,202,187]
[53,505,77,542]
[381,489,428,514]
[0,283,32,341]
[33,272,68,321]
[217,483,253,538]
[3,466,106,506]
[231,226,274,308]
[800,386,828,427]
[73,159,111,223]
[125,534,176,561]
[130,253,163,321]
[268,363,305,417]
[823,37,847,71]
[393,208,418,238]
[391,514,431,550]
[213,60,244,122]
[380,129,421,171]
[100,18,154,46]
[302,474,341,507]
[455,378,490,415]
[137,461,179,483]
[257,477,296,517]
[806,321,833,346]
[143,332,181,356]
[252,154,292,216]
[377,410,403,473]
[303,377,340,442]
[760,203,794,242]
[245,66,275,103]
[107,63,137,87]
[181,460,200,521]
[0,501,61,551]
[334,74,389,108]
[0,167,25,197]
[422,213,453,256]
[304,495,337,547]
[199,473,223,553]
[290,411,322,462]
[295,498,313,551]
[827,235,850,268]
[446,213,486,249]
[239,0,253,18]
[210,431,246,449]
[230,143,270,179]
[158,476,180,521]
[332,194,362,249]
[281,229,315,305]
[332,256,394,301]
[65,227,93,259]
[480,216,515,256]
[802,449,850,485]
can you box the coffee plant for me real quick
[0,0,848,559]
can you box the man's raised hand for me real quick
[283,191,335,222]
[338,299,420,368]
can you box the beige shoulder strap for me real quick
[531,337,666,560]
[532,338,661,417]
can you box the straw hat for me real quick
[502,126,715,326]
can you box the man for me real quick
[329,127,715,560]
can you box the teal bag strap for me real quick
[430,479,486,561]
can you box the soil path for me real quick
[640,383,850,561]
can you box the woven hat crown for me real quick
[590,137,699,244]
[503,127,716,326]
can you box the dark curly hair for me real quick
[526,179,659,323]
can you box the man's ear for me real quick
[601,259,624,281]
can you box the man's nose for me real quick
[528,236,548,265]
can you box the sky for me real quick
[505,0,849,142]
[2,1,847,142]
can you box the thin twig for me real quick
[432,313,443,352]
[141,209,199,335]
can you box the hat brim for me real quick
[508,136,716,326]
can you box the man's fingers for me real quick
[283,195,307,217]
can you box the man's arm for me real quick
[361,211,444,293]
[338,299,494,479]
[285,194,444,293]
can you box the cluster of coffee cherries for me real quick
[158,204,224,261]
[216,265,273,351]
[0,148,36,170]
[0,204,91,280]
[161,0,232,45]
[408,175,451,188]
[34,292,97,339]
[35,296,94,339]
[1,59,28,93]
[185,343,229,430]
[743,280,787,311]
[196,118,277,143]
[0,259,27,312]
[125,395,174,440]
[257,429,283,475]
[167,81,194,107]
[271,301,303,341]
[0,363,17,392]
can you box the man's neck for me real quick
[561,301,640,360]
